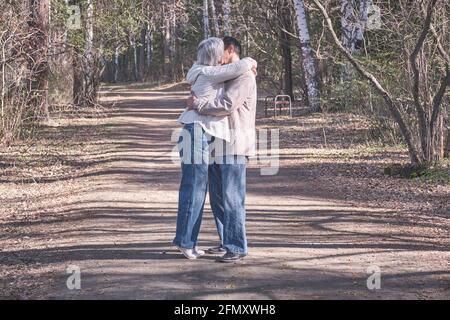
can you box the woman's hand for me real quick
[244,57,258,76]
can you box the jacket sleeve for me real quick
[194,73,255,117]
[200,58,253,84]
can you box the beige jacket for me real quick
[193,71,257,157]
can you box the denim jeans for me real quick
[209,156,248,255]
[173,123,209,249]
[173,123,247,255]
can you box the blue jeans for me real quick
[173,123,247,255]
[209,156,248,255]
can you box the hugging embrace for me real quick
[172,36,258,263]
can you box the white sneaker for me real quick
[194,247,205,257]
[176,246,198,260]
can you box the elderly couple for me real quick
[172,36,257,263]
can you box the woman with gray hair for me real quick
[173,37,257,259]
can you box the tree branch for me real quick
[310,0,421,164]
[409,0,437,157]
[430,66,450,131]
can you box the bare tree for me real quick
[312,0,449,165]
[293,0,321,112]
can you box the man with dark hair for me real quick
[223,36,242,56]
[187,36,257,262]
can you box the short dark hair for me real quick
[223,36,242,56]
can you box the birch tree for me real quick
[341,0,372,79]
[223,0,231,36]
[209,0,220,36]
[73,0,97,106]
[312,0,449,165]
[146,23,153,78]
[341,0,358,55]
[293,0,321,112]
[163,3,172,79]
[203,0,210,39]
[356,0,372,52]
[114,46,120,82]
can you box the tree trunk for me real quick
[203,0,210,39]
[114,46,120,83]
[146,24,153,80]
[209,0,220,36]
[341,0,358,80]
[223,0,231,36]
[444,127,450,158]
[293,0,321,112]
[138,26,146,82]
[356,0,372,52]
[48,0,73,106]
[170,2,176,80]
[341,0,358,54]
[85,0,95,97]
[74,0,97,107]
[163,4,172,80]
[30,0,50,120]
[131,35,138,81]
[279,0,294,99]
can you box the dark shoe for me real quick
[218,252,247,263]
[206,246,227,254]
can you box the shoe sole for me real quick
[206,250,227,254]
[218,256,246,263]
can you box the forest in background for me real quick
[0,0,449,170]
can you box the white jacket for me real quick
[178,58,253,142]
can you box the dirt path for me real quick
[1,84,449,299]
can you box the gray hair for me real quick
[196,37,224,66]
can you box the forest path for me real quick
[2,83,449,299]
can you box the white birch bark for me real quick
[357,0,372,49]
[114,46,120,83]
[341,0,372,79]
[223,0,231,36]
[85,0,94,71]
[84,0,95,103]
[146,24,153,70]
[131,35,138,80]
[203,0,210,39]
[293,0,321,112]
[341,0,358,80]
[341,0,358,54]
[170,1,176,79]
[163,3,172,79]
[209,0,220,36]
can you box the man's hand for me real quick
[186,92,197,110]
